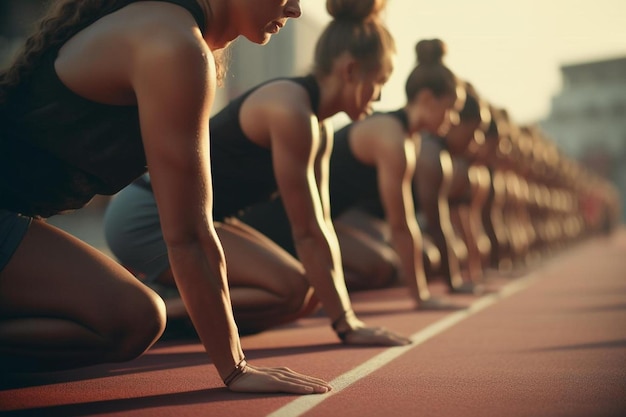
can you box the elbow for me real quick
[163,223,221,254]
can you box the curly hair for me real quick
[0,0,226,104]
[0,0,127,104]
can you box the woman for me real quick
[443,87,495,284]
[0,0,332,394]
[239,39,466,308]
[414,82,491,292]
[105,0,411,344]
[342,80,491,294]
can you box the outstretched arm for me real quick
[367,123,431,305]
[133,31,329,394]
[415,145,464,290]
[268,88,409,346]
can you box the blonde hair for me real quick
[313,0,395,76]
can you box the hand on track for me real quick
[227,364,332,394]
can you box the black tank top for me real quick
[210,75,320,220]
[236,108,411,256]
[329,108,410,218]
[0,0,205,217]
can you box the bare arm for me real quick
[267,90,409,346]
[415,146,463,289]
[360,120,430,305]
[436,151,465,289]
[132,31,330,394]
[377,139,430,305]
[314,120,335,222]
[133,33,243,378]
[267,95,353,327]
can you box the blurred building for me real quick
[541,56,626,220]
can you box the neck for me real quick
[314,73,344,121]
[404,104,423,135]
[200,0,239,49]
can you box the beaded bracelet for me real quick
[223,357,248,386]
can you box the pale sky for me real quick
[304,0,626,124]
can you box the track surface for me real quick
[1,229,625,417]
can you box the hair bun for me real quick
[326,0,386,21]
[416,39,446,65]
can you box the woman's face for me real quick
[445,119,481,156]
[474,133,498,164]
[425,93,458,136]
[410,84,464,136]
[465,128,486,159]
[241,0,302,44]
[343,58,393,121]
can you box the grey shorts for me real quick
[103,183,169,282]
[0,210,32,272]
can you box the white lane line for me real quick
[268,272,539,417]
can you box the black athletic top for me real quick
[0,0,205,218]
[236,108,411,256]
[328,108,410,218]
[210,75,320,220]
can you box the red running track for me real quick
[1,228,625,417]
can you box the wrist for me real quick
[222,357,248,387]
[331,309,358,341]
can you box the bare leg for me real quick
[334,222,399,292]
[455,204,484,283]
[335,208,391,243]
[0,220,166,372]
[153,219,318,334]
[422,234,441,275]
[335,221,463,310]
[217,220,318,333]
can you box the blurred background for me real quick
[1,0,625,248]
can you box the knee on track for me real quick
[104,289,167,363]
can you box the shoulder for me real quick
[139,27,209,66]
[121,2,211,73]
[348,114,408,166]
[354,113,407,150]
[131,24,213,103]
[248,79,315,119]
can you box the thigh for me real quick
[335,207,391,243]
[216,219,307,292]
[334,221,398,275]
[0,219,163,332]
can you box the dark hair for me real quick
[496,108,515,157]
[485,105,501,140]
[313,0,395,76]
[404,39,457,101]
[0,0,132,105]
[0,0,224,104]
[459,81,491,130]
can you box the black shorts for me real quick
[0,210,32,272]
